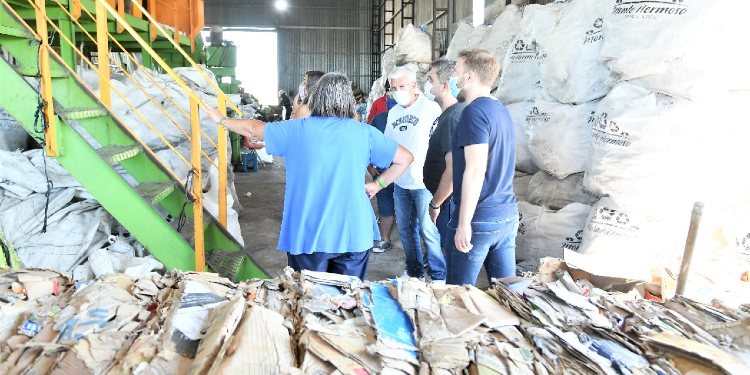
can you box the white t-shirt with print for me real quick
[384,95,442,190]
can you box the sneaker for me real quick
[372,240,392,253]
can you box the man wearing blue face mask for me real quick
[422,60,466,253]
[385,66,446,284]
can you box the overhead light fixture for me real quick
[275,0,288,11]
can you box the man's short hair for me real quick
[308,72,356,119]
[430,59,456,84]
[458,49,500,86]
[388,65,417,83]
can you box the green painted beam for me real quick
[58,18,76,68]
[14,8,68,20]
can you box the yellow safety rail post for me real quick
[33,0,57,156]
[95,0,110,109]
[131,0,142,19]
[71,0,81,20]
[217,95,227,226]
[116,0,124,32]
[190,96,205,272]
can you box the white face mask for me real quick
[423,81,436,101]
[392,90,413,107]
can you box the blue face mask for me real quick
[386,98,397,110]
[448,77,461,98]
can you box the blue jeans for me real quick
[447,204,519,286]
[436,198,452,251]
[375,183,395,217]
[394,186,447,280]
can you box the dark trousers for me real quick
[287,250,370,281]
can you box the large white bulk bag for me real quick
[446,22,489,61]
[513,173,533,203]
[540,0,611,104]
[495,3,564,104]
[506,102,538,174]
[526,100,597,179]
[527,171,597,210]
[394,24,432,65]
[600,0,750,99]
[516,201,591,262]
[568,197,691,281]
[583,82,697,206]
[479,5,522,88]
[0,109,29,152]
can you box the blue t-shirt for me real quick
[265,117,398,255]
[452,97,517,218]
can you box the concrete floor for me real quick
[234,158,488,287]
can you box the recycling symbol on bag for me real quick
[514,40,527,52]
[565,230,584,244]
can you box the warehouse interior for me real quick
[1,0,750,373]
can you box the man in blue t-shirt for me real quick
[205,73,414,281]
[448,49,518,286]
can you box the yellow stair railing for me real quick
[14,0,244,272]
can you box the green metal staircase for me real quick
[0,0,268,280]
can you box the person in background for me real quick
[422,60,465,252]
[385,66,447,284]
[367,80,396,123]
[447,49,518,286]
[278,90,292,120]
[355,92,368,123]
[291,70,325,119]
[369,106,417,254]
[204,72,414,280]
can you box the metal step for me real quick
[135,181,176,205]
[207,250,248,282]
[57,107,108,121]
[0,24,28,38]
[96,145,143,165]
[17,65,68,78]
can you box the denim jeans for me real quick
[436,198,452,251]
[447,204,519,286]
[394,186,447,280]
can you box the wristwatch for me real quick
[429,201,440,210]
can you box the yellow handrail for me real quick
[29,4,193,171]
[94,0,231,230]
[51,0,219,167]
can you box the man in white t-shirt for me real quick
[385,66,446,284]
